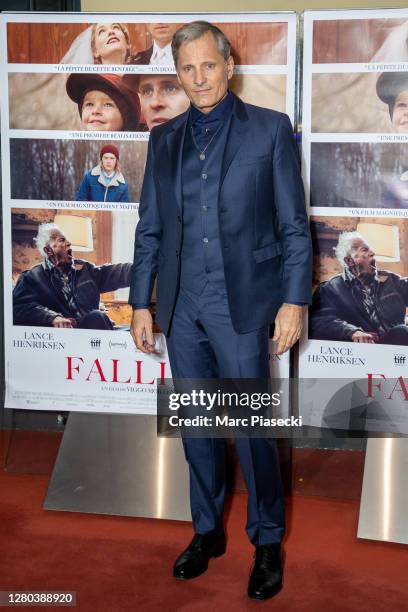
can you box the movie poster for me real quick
[300,9,408,433]
[1,13,297,413]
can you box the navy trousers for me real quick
[166,283,285,546]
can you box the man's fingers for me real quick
[135,326,152,354]
[272,319,281,341]
[276,326,302,354]
[276,331,290,355]
[144,326,155,349]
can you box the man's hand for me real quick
[130,308,155,354]
[52,316,74,328]
[351,330,378,343]
[273,303,304,355]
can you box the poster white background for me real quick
[1,12,296,413]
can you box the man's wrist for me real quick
[283,301,305,307]
[132,304,150,310]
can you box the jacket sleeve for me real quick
[272,113,313,305]
[121,182,130,203]
[309,284,361,341]
[76,173,90,201]
[90,262,133,292]
[13,273,62,326]
[128,133,162,307]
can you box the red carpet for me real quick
[0,433,407,611]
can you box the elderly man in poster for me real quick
[310,232,408,345]
[129,21,312,600]
[13,223,132,330]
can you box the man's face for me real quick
[93,23,128,64]
[81,90,124,131]
[176,31,234,114]
[138,75,190,129]
[345,238,376,277]
[147,23,180,48]
[101,153,117,172]
[46,230,73,267]
[392,90,408,132]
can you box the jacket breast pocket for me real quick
[252,242,282,263]
[236,154,271,166]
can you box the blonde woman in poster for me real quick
[61,22,134,64]
[312,19,408,134]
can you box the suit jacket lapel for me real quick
[220,94,249,187]
[166,112,188,211]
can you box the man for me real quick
[134,23,180,65]
[129,21,312,600]
[124,74,190,131]
[14,223,132,330]
[310,231,408,345]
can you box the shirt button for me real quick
[202,173,207,180]
[203,237,209,244]
[202,205,207,211]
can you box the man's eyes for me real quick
[140,87,154,97]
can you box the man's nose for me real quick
[66,240,72,247]
[150,88,165,108]
[194,68,206,86]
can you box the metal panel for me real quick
[44,413,191,521]
[358,438,408,544]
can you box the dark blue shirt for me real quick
[190,90,234,151]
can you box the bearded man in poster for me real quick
[129,21,312,600]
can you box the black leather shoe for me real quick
[173,532,226,580]
[248,543,283,600]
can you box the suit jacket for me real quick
[133,46,153,64]
[129,93,312,335]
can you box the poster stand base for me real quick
[44,412,191,522]
[358,438,408,545]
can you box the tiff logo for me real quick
[90,338,101,349]
[394,354,406,366]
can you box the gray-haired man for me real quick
[129,20,312,600]
[310,231,408,344]
[13,223,132,330]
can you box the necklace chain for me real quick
[190,124,222,160]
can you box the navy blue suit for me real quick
[130,93,312,545]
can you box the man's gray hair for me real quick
[34,223,61,255]
[335,231,365,266]
[171,21,231,67]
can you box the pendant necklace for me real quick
[191,124,222,160]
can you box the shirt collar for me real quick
[43,257,74,274]
[343,265,377,287]
[190,90,234,125]
[151,41,173,64]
